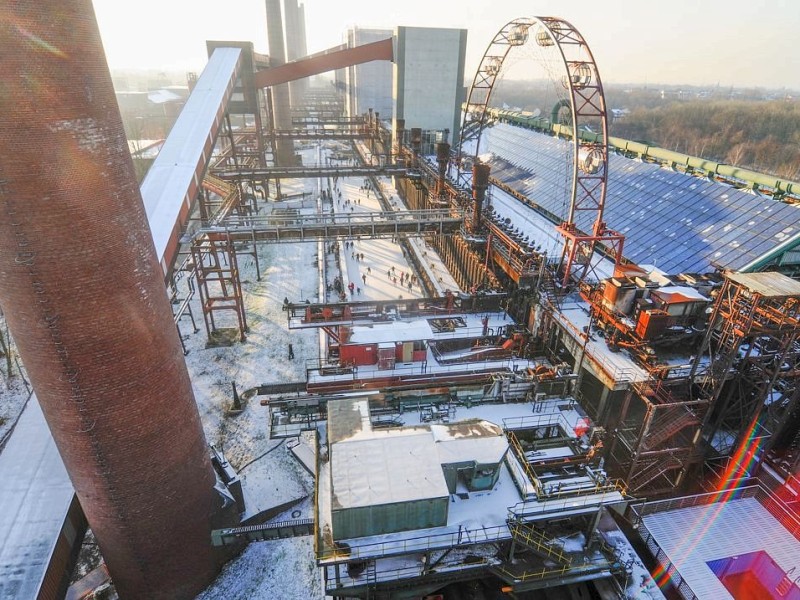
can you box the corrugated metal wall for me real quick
[332,498,448,540]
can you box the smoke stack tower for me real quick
[283,0,308,108]
[0,1,223,598]
[265,0,295,165]
[472,162,491,231]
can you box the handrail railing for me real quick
[503,413,572,434]
[629,485,759,522]
[508,481,626,518]
[491,558,613,583]
[506,431,542,496]
[508,521,570,565]
[323,556,495,590]
[634,519,700,600]
[317,524,510,562]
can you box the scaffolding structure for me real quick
[192,233,248,343]
[691,272,800,481]
[607,379,707,496]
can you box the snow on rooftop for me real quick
[651,285,710,302]
[331,432,449,509]
[348,318,432,344]
[430,420,508,466]
[140,47,241,268]
[327,398,372,444]
[726,271,800,298]
[556,298,650,384]
[147,89,183,104]
[346,312,513,346]
[328,399,510,511]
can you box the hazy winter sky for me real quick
[92,0,797,89]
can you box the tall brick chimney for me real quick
[0,2,223,597]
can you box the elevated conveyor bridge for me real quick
[272,128,373,140]
[194,209,463,243]
[213,164,420,181]
[212,519,314,546]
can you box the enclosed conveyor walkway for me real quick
[140,47,243,275]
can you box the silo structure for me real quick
[0,2,222,598]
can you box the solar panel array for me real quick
[478,123,800,274]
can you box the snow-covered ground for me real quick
[191,142,449,598]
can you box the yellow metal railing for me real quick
[506,430,542,495]
[538,477,627,501]
[506,429,627,501]
[492,559,613,583]
[509,521,570,565]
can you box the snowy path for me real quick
[327,174,425,302]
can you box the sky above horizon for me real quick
[92,0,798,90]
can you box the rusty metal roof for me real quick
[726,271,800,297]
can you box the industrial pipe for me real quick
[472,162,492,231]
[0,2,224,598]
[436,142,451,199]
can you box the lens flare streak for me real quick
[645,414,766,592]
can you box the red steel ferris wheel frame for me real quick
[457,17,624,287]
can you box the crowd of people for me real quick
[325,174,421,303]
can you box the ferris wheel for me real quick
[457,17,624,286]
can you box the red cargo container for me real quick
[340,343,378,366]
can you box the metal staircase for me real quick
[641,407,699,450]
[629,456,685,492]
[508,520,572,566]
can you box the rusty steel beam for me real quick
[254,38,393,88]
